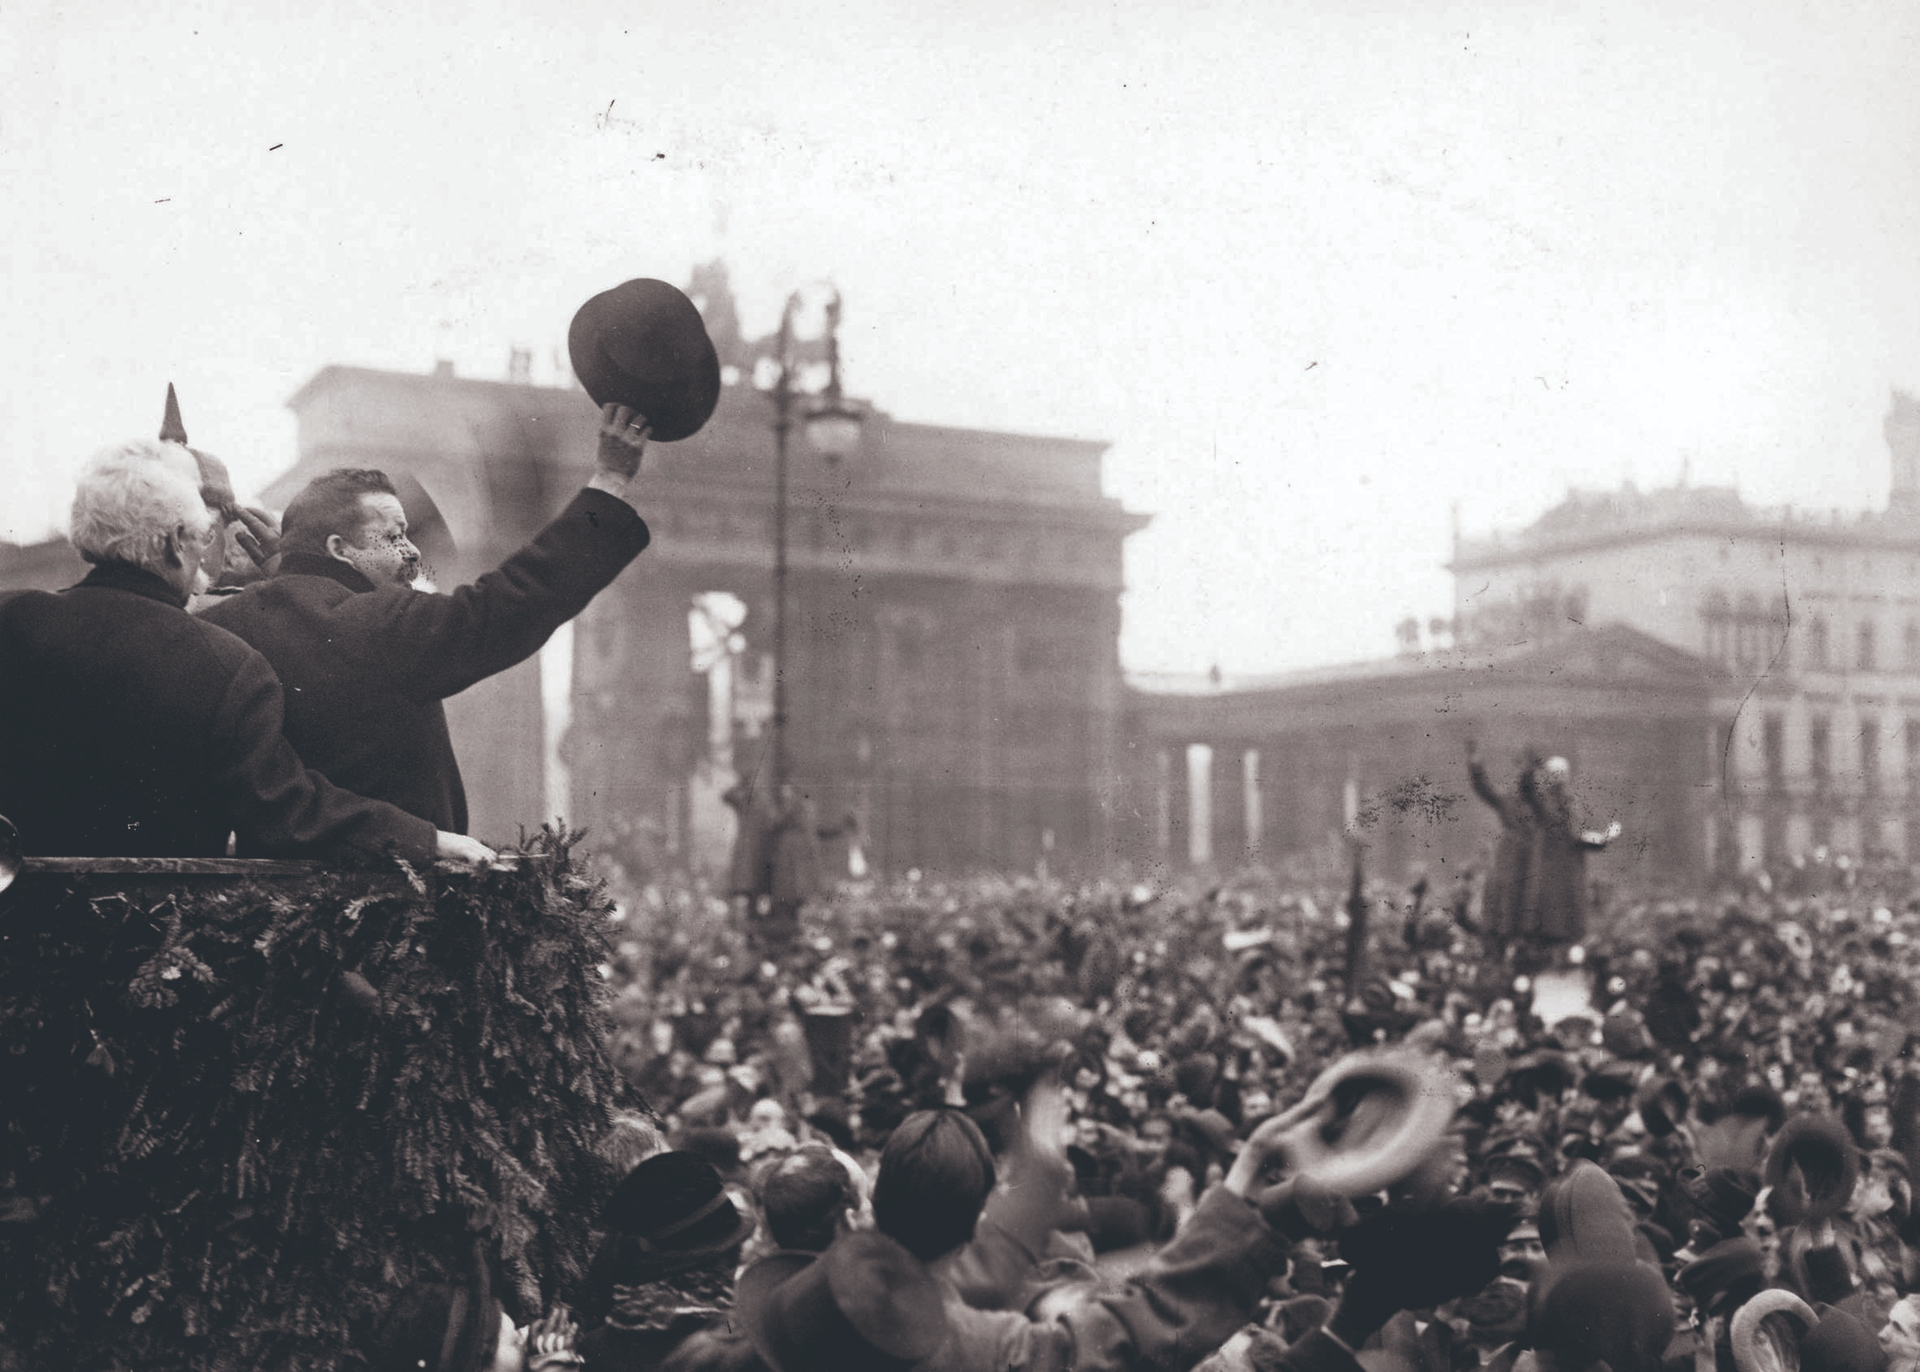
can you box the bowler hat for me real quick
[737,1231,948,1372]
[567,278,722,442]
[601,1149,754,1255]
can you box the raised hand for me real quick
[229,505,282,569]
[595,403,651,483]
[1021,1072,1072,1163]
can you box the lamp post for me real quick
[766,285,862,791]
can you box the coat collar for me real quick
[277,552,377,594]
[75,561,188,610]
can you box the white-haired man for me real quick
[0,440,492,866]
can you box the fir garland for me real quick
[0,826,646,1372]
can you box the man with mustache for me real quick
[201,404,652,838]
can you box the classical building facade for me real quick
[1451,393,1920,871]
[1123,393,1920,884]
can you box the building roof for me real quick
[1126,622,1719,736]
[1452,481,1920,570]
[283,365,1128,513]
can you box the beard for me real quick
[190,565,213,597]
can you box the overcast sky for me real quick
[6,0,1919,675]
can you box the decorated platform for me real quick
[0,828,639,1371]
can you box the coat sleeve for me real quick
[1467,761,1509,823]
[349,488,649,702]
[945,1153,1090,1310]
[1033,1186,1289,1372]
[210,649,437,864]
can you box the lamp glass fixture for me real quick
[804,405,863,463]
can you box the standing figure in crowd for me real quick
[726,777,855,953]
[0,440,489,867]
[765,782,838,946]
[723,774,778,917]
[1465,738,1540,948]
[1520,756,1621,956]
[202,404,652,838]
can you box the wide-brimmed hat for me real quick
[736,1231,949,1372]
[567,278,722,442]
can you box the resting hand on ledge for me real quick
[436,831,497,867]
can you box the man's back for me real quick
[0,564,428,864]
[1,569,241,855]
[201,564,468,835]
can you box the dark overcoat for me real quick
[202,489,648,835]
[721,780,776,900]
[1520,787,1607,946]
[0,562,434,863]
[766,796,829,908]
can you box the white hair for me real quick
[68,439,213,569]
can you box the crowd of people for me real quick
[413,854,1920,1372]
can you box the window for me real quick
[1703,591,1732,663]
[1811,716,1831,790]
[1736,594,1763,669]
[1859,620,1878,672]
[1861,719,1881,796]
[1764,715,1785,793]
[1809,616,1830,670]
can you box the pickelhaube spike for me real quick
[159,383,188,445]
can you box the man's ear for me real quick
[164,526,189,568]
[324,532,351,562]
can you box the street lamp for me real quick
[766,284,863,789]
